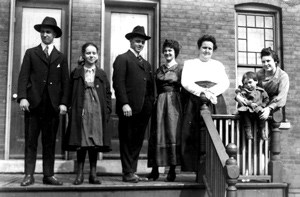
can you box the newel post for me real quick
[196,93,209,183]
[269,111,283,182]
[224,143,240,197]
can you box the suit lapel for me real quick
[35,45,49,65]
[127,50,145,70]
[50,47,60,64]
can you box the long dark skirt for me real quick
[148,91,182,167]
[181,93,227,172]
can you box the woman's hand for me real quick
[204,90,217,104]
[259,107,271,120]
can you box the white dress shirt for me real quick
[181,58,229,103]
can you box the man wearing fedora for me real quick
[113,26,155,183]
[17,16,70,186]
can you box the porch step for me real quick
[237,182,289,197]
[0,174,206,197]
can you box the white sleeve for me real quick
[181,60,205,97]
[208,63,230,96]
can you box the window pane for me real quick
[248,53,256,64]
[238,14,246,26]
[238,40,246,51]
[265,17,273,28]
[238,52,247,64]
[238,27,246,39]
[257,53,261,65]
[256,16,264,27]
[247,28,264,52]
[247,15,255,27]
[265,41,274,49]
[265,29,273,40]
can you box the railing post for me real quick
[224,143,239,197]
[269,110,283,182]
[197,93,209,183]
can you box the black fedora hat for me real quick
[34,16,62,38]
[125,26,151,40]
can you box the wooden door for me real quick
[9,0,69,159]
[104,2,157,157]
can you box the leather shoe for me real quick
[73,175,84,185]
[43,176,63,185]
[165,171,176,182]
[146,170,159,181]
[122,173,139,183]
[134,173,148,181]
[89,175,101,184]
[20,175,34,186]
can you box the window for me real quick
[235,3,281,85]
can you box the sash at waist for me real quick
[158,86,180,94]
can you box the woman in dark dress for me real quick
[147,39,182,182]
[65,42,112,185]
[180,35,229,174]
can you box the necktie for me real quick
[44,46,49,58]
[137,55,143,62]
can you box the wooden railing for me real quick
[198,94,284,196]
[211,114,270,180]
[199,95,239,197]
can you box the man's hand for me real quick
[122,104,132,117]
[59,105,67,115]
[20,99,30,112]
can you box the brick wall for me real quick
[161,0,300,192]
[0,0,10,159]
[71,0,102,71]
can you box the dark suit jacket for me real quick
[112,50,154,115]
[17,44,70,111]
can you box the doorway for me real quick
[9,0,69,159]
[103,1,159,157]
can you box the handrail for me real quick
[198,94,239,197]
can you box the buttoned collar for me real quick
[41,42,54,55]
[84,65,96,73]
[129,48,139,57]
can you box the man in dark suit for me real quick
[113,26,155,183]
[17,16,70,186]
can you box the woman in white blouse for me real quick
[181,35,229,174]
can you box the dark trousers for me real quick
[24,91,59,177]
[240,111,266,130]
[118,97,153,174]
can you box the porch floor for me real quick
[0,173,202,191]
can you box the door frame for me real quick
[5,0,71,160]
[101,0,159,72]
[100,0,159,157]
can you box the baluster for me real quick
[264,121,269,175]
[225,143,239,197]
[253,120,257,175]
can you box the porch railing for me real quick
[198,94,284,196]
[199,95,239,197]
[211,114,270,180]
